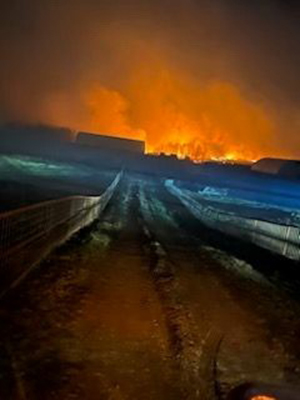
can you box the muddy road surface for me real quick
[0,174,300,400]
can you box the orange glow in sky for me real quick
[80,75,275,162]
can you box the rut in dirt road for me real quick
[0,174,300,400]
[0,176,206,400]
[137,176,300,397]
[138,181,220,400]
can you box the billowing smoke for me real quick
[1,0,300,160]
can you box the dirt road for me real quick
[0,174,300,399]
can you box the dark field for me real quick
[0,154,117,213]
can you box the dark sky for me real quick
[1,0,300,159]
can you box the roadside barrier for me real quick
[0,171,122,296]
[165,179,300,261]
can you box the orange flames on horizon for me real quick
[146,144,258,163]
[41,63,278,162]
[81,77,275,162]
[4,13,296,163]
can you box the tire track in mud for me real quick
[97,175,220,399]
[138,179,221,400]
[137,179,248,400]
[137,176,300,399]
[92,176,186,399]
[0,178,183,400]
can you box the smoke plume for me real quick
[1,0,300,160]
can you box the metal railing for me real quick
[0,171,122,296]
[166,179,300,261]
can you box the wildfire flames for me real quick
[19,68,277,162]
[2,1,300,162]
[1,24,284,163]
[79,72,275,162]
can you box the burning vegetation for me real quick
[78,74,275,162]
[1,1,300,162]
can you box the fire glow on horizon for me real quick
[2,1,298,162]
[78,73,275,163]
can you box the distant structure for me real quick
[252,158,300,179]
[76,132,145,155]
